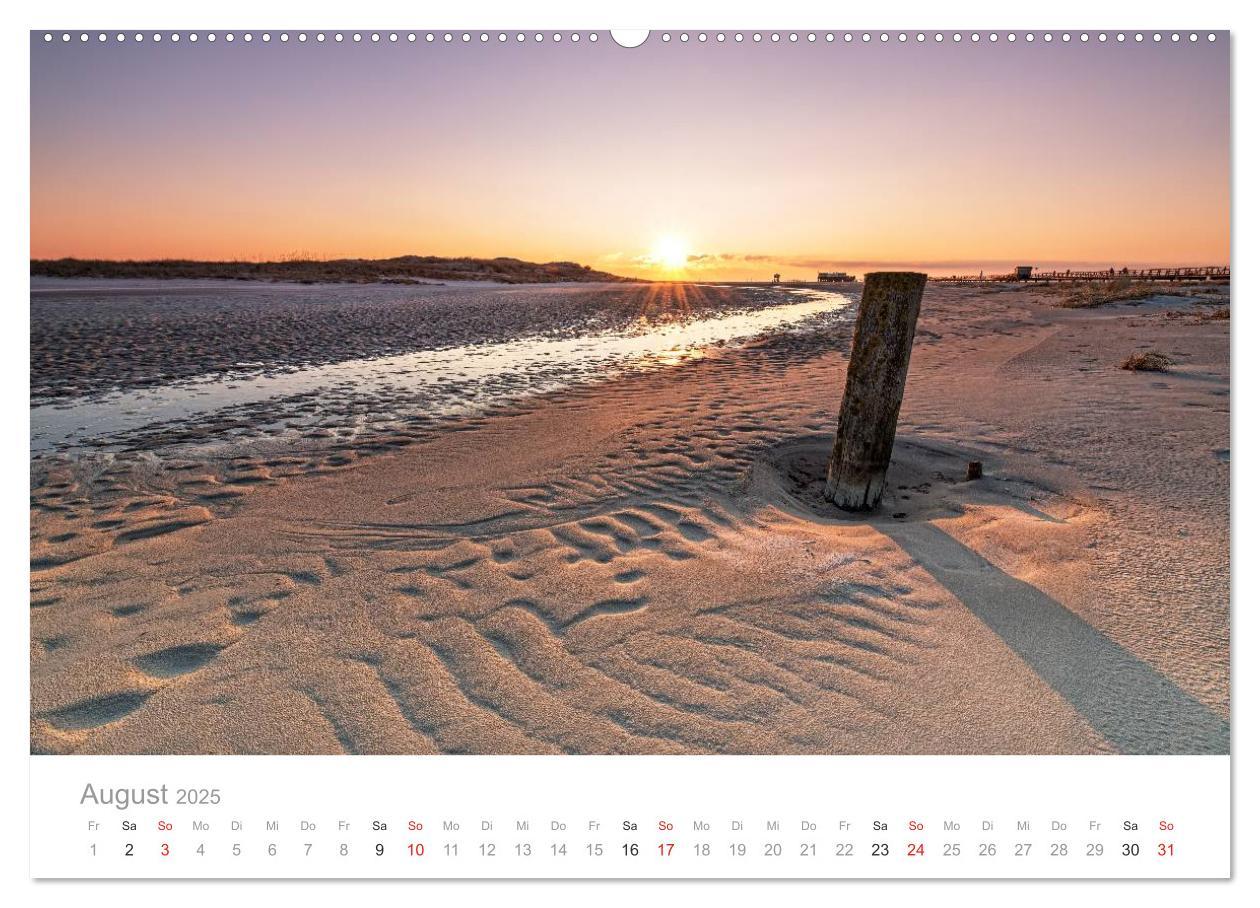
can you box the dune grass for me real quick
[1059,277,1163,309]
[1120,350,1174,372]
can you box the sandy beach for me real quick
[29,280,1230,755]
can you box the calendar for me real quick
[23,4,1236,893]
[31,757,1230,878]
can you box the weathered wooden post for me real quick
[824,272,926,511]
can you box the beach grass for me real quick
[1120,350,1174,372]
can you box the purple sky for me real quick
[31,32,1230,278]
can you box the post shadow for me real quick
[883,521,1229,755]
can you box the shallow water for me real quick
[31,286,855,454]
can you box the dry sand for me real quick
[30,282,1231,755]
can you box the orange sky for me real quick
[31,34,1230,279]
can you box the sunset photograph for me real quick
[29,30,1229,757]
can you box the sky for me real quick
[30,32,1230,280]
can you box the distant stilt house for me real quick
[772,273,781,283]
[817,271,855,283]
[1013,266,1034,281]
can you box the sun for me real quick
[650,235,690,271]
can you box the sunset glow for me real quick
[649,235,691,272]
[29,35,1230,279]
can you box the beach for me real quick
[30,279,1231,755]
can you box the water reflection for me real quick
[31,288,854,453]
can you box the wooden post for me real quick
[824,272,926,511]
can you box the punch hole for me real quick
[610,30,648,48]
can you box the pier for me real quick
[933,266,1229,284]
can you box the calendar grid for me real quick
[31,755,1230,879]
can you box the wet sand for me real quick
[30,279,803,400]
[30,281,1231,755]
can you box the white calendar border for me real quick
[3,0,1251,903]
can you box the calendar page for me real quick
[22,1,1237,892]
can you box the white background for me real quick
[1,0,1252,904]
[29,755,1233,878]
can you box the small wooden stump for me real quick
[966,460,984,481]
[825,272,927,511]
